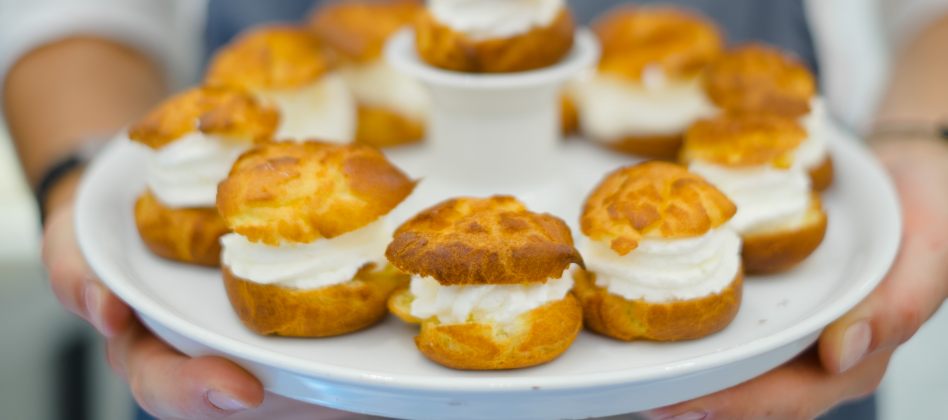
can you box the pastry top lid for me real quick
[386,196,583,286]
[681,112,806,168]
[217,141,416,246]
[581,161,736,256]
[128,86,279,149]
[594,7,723,82]
[704,43,816,117]
[205,25,334,91]
[309,0,422,63]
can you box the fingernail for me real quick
[661,411,709,420]
[84,284,105,333]
[207,390,250,411]
[839,320,872,373]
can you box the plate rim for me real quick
[75,127,902,393]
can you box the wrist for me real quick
[42,167,84,219]
[34,139,108,224]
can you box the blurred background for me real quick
[1,0,947,419]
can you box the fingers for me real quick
[107,321,265,419]
[43,205,131,337]
[644,349,892,420]
[819,141,948,374]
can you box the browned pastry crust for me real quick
[809,155,835,192]
[742,193,828,274]
[388,288,583,370]
[205,25,335,91]
[223,264,408,337]
[354,104,425,148]
[704,44,817,118]
[681,112,807,169]
[128,86,279,149]
[386,196,583,285]
[581,161,736,256]
[414,9,575,73]
[572,268,742,341]
[309,0,423,63]
[594,7,723,82]
[217,141,416,246]
[605,134,683,160]
[561,93,579,135]
[134,190,229,267]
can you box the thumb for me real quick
[819,214,948,374]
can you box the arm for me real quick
[3,35,268,420]
[4,37,165,212]
[646,14,948,420]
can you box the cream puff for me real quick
[572,7,722,159]
[216,141,416,337]
[309,0,428,148]
[704,44,833,190]
[574,161,742,341]
[128,86,279,266]
[385,196,584,370]
[205,25,357,143]
[681,113,828,274]
[414,0,575,73]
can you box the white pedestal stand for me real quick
[385,30,600,198]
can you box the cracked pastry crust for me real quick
[217,141,416,246]
[128,86,279,149]
[205,25,335,91]
[414,8,575,73]
[680,112,807,169]
[704,44,816,118]
[580,161,737,256]
[386,196,583,285]
[594,7,723,82]
[309,0,423,63]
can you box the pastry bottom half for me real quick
[388,288,583,370]
[600,134,683,160]
[809,155,834,192]
[134,190,228,267]
[355,104,425,148]
[223,264,408,337]
[572,268,743,342]
[742,193,828,274]
[561,94,579,136]
[414,9,575,73]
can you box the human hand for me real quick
[43,202,265,418]
[645,138,948,419]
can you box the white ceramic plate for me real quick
[75,115,900,419]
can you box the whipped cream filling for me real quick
[690,160,812,234]
[796,98,830,171]
[581,226,741,302]
[220,217,391,290]
[260,72,356,143]
[574,70,718,140]
[341,59,429,121]
[409,273,574,324]
[429,0,565,40]
[145,132,250,208]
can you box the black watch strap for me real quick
[34,140,108,225]
[34,155,84,225]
